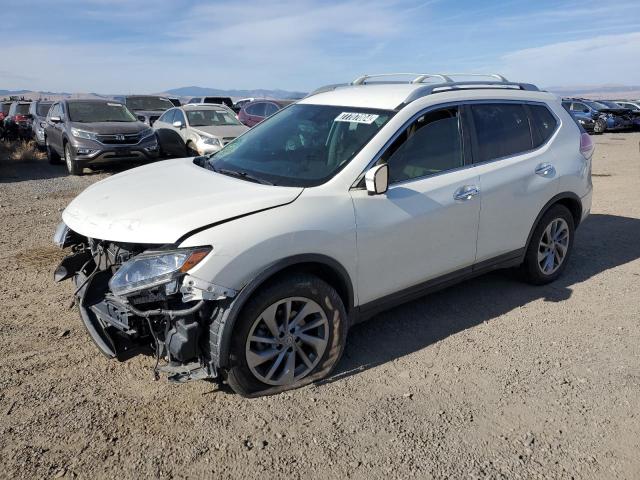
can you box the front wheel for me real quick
[65,143,83,175]
[520,204,575,285]
[46,138,61,164]
[225,274,348,397]
[593,117,606,134]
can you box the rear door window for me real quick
[470,103,533,163]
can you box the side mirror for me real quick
[173,121,183,128]
[365,164,389,195]
[50,116,61,123]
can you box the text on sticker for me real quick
[335,112,379,124]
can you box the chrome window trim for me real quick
[350,99,561,189]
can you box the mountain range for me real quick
[2,84,639,102]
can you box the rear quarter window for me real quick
[528,104,559,147]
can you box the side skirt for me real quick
[355,249,524,323]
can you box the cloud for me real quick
[494,32,640,86]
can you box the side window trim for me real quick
[466,100,560,166]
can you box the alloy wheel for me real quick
[537,218,570,275]
[245,297,329,386]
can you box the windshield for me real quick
[16,104,30,115]
[187,109,241,127]
[125,96,174,111]
[36,103,52,116]
[597,101,623,109]
[1,104,9,115]
[209,104,394,187]
[68,102,137,123]
[584,101,609,110]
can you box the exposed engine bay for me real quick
[53,223,233,383]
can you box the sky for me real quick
[1,0,639,93]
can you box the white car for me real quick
[53,73,594,396]
[153,104,248,156]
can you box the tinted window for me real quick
[471,103,532,163]
[571,102,587,112]
[16,104,30,115]
[158,109,174,123]
[174,109,186,124]
[264,103,279,116]
[246,103,266,116]
[36,102,52,116]
[186,109,241,126]
[125,96,173,111]
[529,105,558,147]
[67,101,136,123]
[188,98,200,104]
[383,107,463,183]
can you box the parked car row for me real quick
[563,97,640,133]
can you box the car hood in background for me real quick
[192,125,249,138]
[69,121,148,134]
[62,157,302,244]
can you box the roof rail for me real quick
[305,73,539,102]
[400,81,539,106]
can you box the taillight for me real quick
[580,132,594,160]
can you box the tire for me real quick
[593,117,606,134]
[520,204,575,285]
[225,274,348,397]
[46,138,62,164]
[64,142,83,175]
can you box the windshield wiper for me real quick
[211,166,274,185]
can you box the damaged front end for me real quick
[53,222,235,383]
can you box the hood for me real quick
[596,108,631,115]
[192,125,249,138]
[62,157,302,244]
[70,121,148,134]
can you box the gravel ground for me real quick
[0,135,639,479]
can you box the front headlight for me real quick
[71,128,98,140]
[140,127,154,139]
[109,247,211,297]
[201,136,221,147]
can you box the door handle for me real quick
[453,185,480,201]
[535,163,555,177]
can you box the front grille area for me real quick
[97,133,141,145]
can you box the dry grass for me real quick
[0,139,46,162]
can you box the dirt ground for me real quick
[0,134,639,480]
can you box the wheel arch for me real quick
[524,192,582,253]
[212,254,355,369]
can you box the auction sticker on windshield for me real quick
[334,112,379,124]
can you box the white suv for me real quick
[54,73,594,396]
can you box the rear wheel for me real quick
[46,138,61,164]
[226,274,348,397]
[65,143,82,175]
[520,204,574,285]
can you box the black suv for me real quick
[115,95,174,126]
[44,99,159,175]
